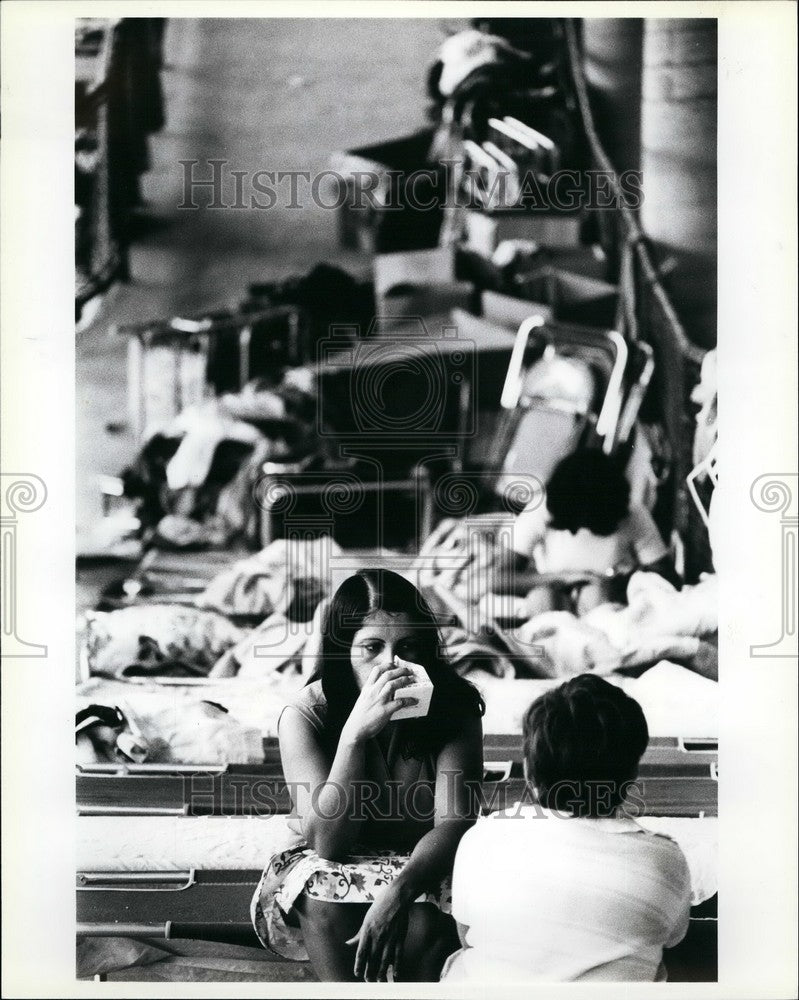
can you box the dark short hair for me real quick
[522,674,649,817]
[546,449,630,536]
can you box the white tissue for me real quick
[390,656,434,720]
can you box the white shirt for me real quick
[442,805,691,983]
[511,498,668,575]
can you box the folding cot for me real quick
[77,603,717,977]
[76,732,718,981]
[76,735,717,822]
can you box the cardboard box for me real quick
[374,247,455,297]
[464,208,583,254]
[481,290,553,329]
[331,130,443,254]
[515,244,608,282]
[390,657,434,720]
[379,281,474,318]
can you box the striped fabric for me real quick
[443,805,691,982]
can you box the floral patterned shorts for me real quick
[250,841,452,960]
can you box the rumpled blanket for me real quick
[440,625,515,679]
[163,402,264,491]
[80,605,245,679]
[210,612,313,680]
[512,610,622,677]
[415,516,502,605]
[76,693,264,765]
[513,572,718,678]
[219,383,286,423]
[76,674,306,747]
[196,536,342,618]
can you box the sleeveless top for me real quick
[279,679,438,852]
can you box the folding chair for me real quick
[491,315,628,498]
[116,305,304,441]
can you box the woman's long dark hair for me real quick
[309,569,484,759]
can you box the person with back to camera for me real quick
[503,448,677,615]
[250,569,484,982]
[441,674,692,982]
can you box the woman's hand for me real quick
[340,663,417,745]
[345,882,410,981]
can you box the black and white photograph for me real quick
[1,4,797,997]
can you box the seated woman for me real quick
[503,448,676,615]
[251,569,484,982]
[443,674,692,982]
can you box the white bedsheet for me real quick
[77,815,293,872]
[76,814,717,903]
[473,662,718,737]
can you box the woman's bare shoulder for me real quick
[279,679,328,735]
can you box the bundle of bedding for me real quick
[81,605,245,680]
[416,513,718,680]
[120,368,323,548]
[415,516,502,604]
[76,694,265,766]
[76,673,306,763]
[195,537,343,619]
[210,611,318,679]
[511,571,717,679]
